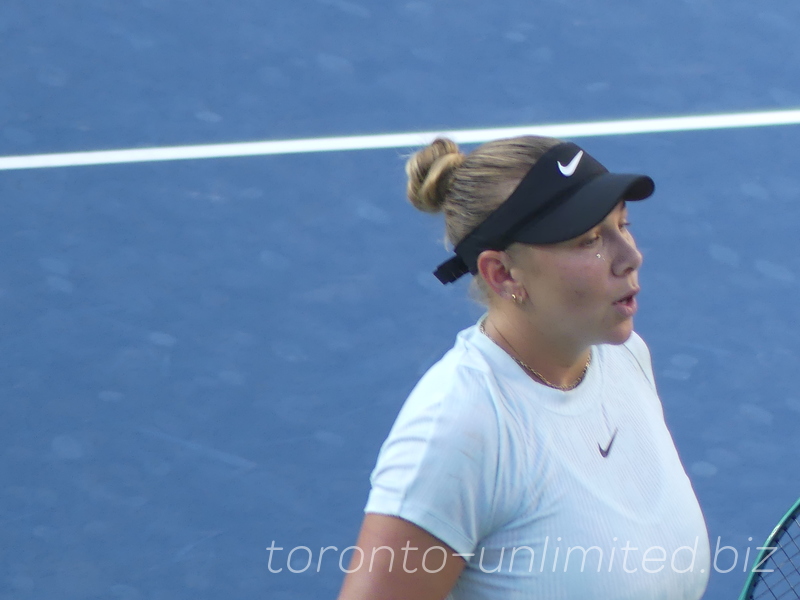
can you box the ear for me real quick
[476,250,517,299]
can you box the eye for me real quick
[581,235,600,247]
[620,220,631,231]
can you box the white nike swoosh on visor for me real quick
[557,150,584,176]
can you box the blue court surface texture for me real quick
[1,1,800,599]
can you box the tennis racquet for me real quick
[738,496,800,599]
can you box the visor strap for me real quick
[433,255,470,284]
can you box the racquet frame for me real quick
[738,497,800,600]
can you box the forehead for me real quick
[589,200,628,226]
[609,200,628,215]
[514,200,630,255]
[578,200,628,233]
[579,202,628,237]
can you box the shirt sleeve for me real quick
[364,365,503,556]
[623,330,658,391]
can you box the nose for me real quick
[612,232,642,277]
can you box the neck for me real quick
[482,310,592,389]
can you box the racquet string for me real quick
[752,513,800,600]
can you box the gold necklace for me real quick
[480,321,591,391]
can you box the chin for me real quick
[603,320,635,345]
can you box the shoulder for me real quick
[616,330,657,390]
[621,329,651,361]
[398,324,506,423]
[391,342,503,453]
[366,330,522,550]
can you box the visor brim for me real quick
[511,173,654,245]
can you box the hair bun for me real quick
[405,138,465,213]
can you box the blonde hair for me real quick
[405,135,561,301]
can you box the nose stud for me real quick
[596,253,605,260]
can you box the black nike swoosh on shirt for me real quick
[598,429,618,458]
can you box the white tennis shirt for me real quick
[365,321,710,600]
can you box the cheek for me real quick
[533,280,591,317]
[529,257,607,311]
[561,268,606,308]
[565,287,602,313]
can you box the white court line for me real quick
[1,108,800,171]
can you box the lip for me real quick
[613,287,640,304]
[612,287,640,317]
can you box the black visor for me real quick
[433,142,654,284]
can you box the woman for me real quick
[337,136,710,599]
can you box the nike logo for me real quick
[557,150,584,176]
[598,428,618,458]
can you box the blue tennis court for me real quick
[1,1,799,598]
